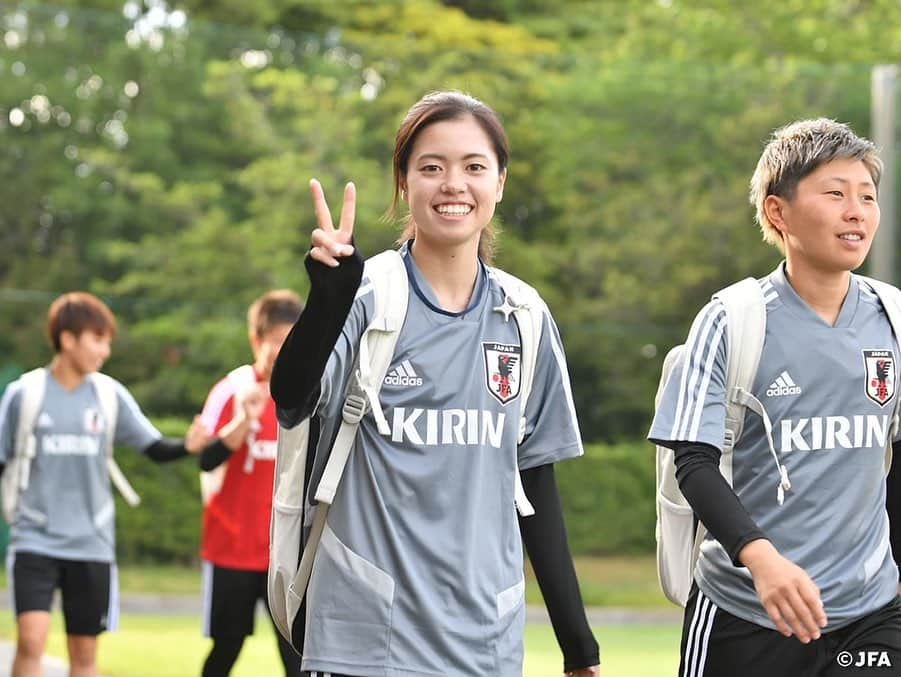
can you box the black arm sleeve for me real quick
[198,439,233,472]
[673,441,767,565]
[142,437,190,463]
[887,439,901,570]
[270,249,364,426]
[519,463,599,672]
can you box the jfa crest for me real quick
[83,408,104,434]
[863,349,896,407]
[483,342,522,405]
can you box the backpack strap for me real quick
[3,368,47,522]
[313,250,409,505]
[489,267,547,517]
[856,275,901,473]
[200,365,257,504]
[229,365,260,475]
[89,372,140,507]
[712,278,767,481]
[289,250,409,619]
[691,278,771,561]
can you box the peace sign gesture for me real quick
[309,178,356,267]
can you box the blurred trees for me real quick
[2,0,900,441]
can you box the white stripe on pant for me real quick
[682,589,718,677]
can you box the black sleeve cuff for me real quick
[143,438,189,463]
[198,438,233,471]
[519,463,599,671]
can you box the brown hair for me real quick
[388,91,509,263]
[46,292,117,353]
[247,289,303,338]
[750,118,882,252]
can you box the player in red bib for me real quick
[197,290,303,676]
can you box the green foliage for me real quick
[113,417,202,564]
[556,442,656,556]
[3,1,901,442]
[110,431,654,564]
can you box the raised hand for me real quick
[240,383,267,423]
[309,178,356,267]
[740,539,827,643]
[184,415,213,454]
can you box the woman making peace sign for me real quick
[271,91,600,677]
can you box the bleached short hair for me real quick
[749,118,882,252]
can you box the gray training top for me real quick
[296,245,583,676]
[650,263,900,630]
[0,371,162,562]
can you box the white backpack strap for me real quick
[285,250,408,623]
[857,275,901,473]
[718,278,792,507]
[89,373,140,507]
[3,368,47,522]
[314,250,408,505]
[711,278,767,476]
[200,364,257,504]
[15,368,46,491]
[489,268,546,517]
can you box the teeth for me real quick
[435,204,472,216]
[839,234,862,241]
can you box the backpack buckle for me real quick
[342,392,368,424]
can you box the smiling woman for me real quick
[269,91,600,677]
[389,91,508,270]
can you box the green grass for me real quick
[526,624,681,677]
[533,555,670,608]
[0,556,680,674]
[0,613,681,676]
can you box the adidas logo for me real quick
[766,370,802,397]
[384,360,423,387]
[36,412,54,428]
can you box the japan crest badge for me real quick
[483,342,522,405]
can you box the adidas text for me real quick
[384,374,423,387]
[766,385,802,397]
[766,370,802,397]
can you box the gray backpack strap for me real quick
[89,372,139,507]
[857,275,901,473]
[2,368,47,523]
[654,277,768,607]
[488,267,546,517]
[712,278,767,478]
[269,249,408,643]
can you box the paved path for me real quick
[0,642,68,677]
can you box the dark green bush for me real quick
[556,441,656,556]
[112,422,658,564]
[113,417,203,564]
